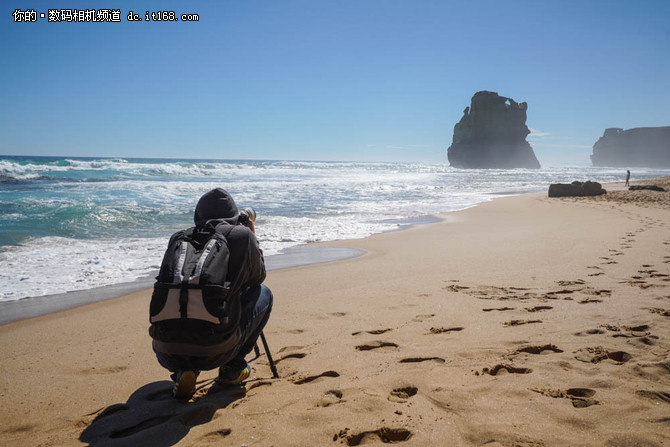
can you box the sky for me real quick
[2,0,669,165]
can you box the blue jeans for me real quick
[155,284,273,376]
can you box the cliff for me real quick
[591,127,670,167]
[447,91,541,169]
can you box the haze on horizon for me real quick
[2,0,669,166]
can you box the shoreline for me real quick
[0,177,659,325]
[0,245,367,325]
[0,207,445,325]
[2,168,666,319]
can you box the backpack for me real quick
[149,224,242,341]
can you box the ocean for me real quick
[2,155,669,303]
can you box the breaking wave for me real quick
[2,155,669,301]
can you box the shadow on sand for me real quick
[79,377,250,447]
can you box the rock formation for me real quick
[548,181,606,198]
[591,127,670,167]
[447,91,541,169]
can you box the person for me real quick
[625,170,630,187]
[150,188,273,399]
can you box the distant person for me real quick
[149,188,273,399]
[625,170,630,187]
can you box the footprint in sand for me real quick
[293,371,340,385]
[646,307,670,317]
[480,364,532,376]
[482,307,516,312]
[573,328,606,336]
[504,319,543,327]
[584,289,611,296]
[545,289,575,298]
[516,344,563,354]
[601,324,658,344]
[604,324,657,344]
[574,346,632,364]
[388,386,418,403]
[443,284,470,292]
[330,312,348,317]
[427,327,463,334]
[355,341,399,351]
[275,352,307,364]
[579,298,603,304]
[80,365,129,375]
[317,389,344,407]
[525,306,553,312]
[399,357,445,364]
[557,280,586,286]
[530,388,598,408]
[624,278,648,287]
[351,328,392,336]
[335,427,413,445]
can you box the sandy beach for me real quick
[1,178,669,447]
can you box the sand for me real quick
[1,178,668,447]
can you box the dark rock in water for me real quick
[447,91,541,169]
[629,185,666,192]
[591,127,670,167]
[548,181,606,198]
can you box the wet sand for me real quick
[1,178,668,446]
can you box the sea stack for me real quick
[591,127,670,167]
[447,91,541,169]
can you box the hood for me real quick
[193,188,239,226]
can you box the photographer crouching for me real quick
[149,188,273,399]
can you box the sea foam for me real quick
[2,156,669,302]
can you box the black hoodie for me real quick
[149,189,266,355]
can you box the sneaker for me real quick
[216,363,250,385]
[172,370,197,399]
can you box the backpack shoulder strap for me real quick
[213,222,235,238]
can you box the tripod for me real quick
[253,331,279,378]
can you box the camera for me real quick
[238,207,257,226]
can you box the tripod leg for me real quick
[260,331,279,378]
[253,343,261,358]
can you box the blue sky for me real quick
[2,0,669,165]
